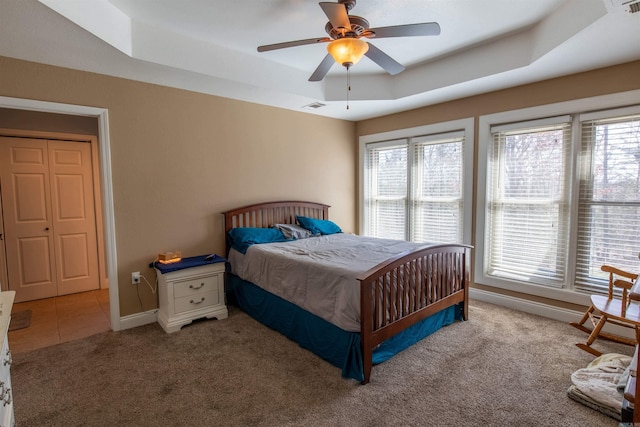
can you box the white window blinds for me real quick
[364,131,466,244]
[486,118,572,286]
[411,133,464,243]
[576,113,640,292]
[365,141,408,240]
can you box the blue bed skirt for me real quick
[226,273,462,382]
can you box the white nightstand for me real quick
[156,260,228,333]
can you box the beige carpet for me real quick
[10,300,631,426]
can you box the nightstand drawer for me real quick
[173,275,219,299]
[174,291,219,314]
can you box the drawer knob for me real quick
[190,297,205,304]
[0,382,9,405]
[2,387,11,407]
[189,283,205,290]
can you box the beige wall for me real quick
[0,56,356,316]
[356,60,640,310]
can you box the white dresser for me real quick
[0,291,15,427]
[156,261,228,333]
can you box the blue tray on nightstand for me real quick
[152,254,226,274]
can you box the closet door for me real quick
[48,140,99,296]
[0,137,57,301]
[0,137,99,302]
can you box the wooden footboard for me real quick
[357,244,472,384]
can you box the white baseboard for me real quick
[119,309,158,330]
[470,288,635,340]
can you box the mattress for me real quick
[227,233,427,332]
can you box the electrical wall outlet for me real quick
[132,271,141,285]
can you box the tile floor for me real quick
[7,289,111,354]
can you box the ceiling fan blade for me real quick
[319,2,351,31]
[366,22,441,39]
[258,37,331,52]
[309,54,335,82]
[365,43,405,75]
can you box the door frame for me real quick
[0,96,121,331]
[0,195,6,295]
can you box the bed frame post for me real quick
[462,247,471,321]
[360,279,374,385]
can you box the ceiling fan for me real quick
[257,0,441,82]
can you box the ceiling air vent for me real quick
[607,0,640,13]
[302,102,326,110]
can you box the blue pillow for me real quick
[296,216,342,235]
[228,227,288,254]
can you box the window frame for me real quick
[359,118,475,245]
[476,90,640,306]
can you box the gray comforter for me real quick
[228,233,425,332]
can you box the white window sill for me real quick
[475,275,592,307]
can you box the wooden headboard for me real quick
[222,201,330,254]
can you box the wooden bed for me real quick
[223,200,472,384]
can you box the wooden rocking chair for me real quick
[570,265,640,357]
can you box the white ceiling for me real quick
[1,0,639,121]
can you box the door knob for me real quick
[45,227,50,231]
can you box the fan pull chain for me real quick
[346,66,351,110]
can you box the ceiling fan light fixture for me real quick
[327,37,369,68]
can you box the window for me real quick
[360,119,473,245]
[365,141,407,240]
[411,134,464,243]
[486,118,571,287]
[477,91,640,304]
[576,111,640,293]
